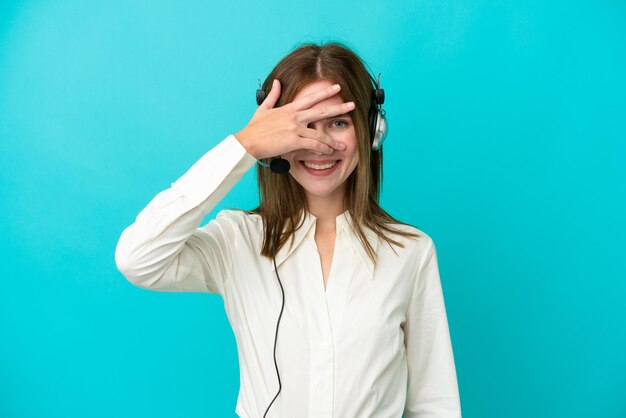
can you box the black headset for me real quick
[258,73,388,417]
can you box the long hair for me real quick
[238,41,422,266]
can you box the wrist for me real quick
[234,130,257,159]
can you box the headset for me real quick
[257,73,388,417]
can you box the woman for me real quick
[115,42,462,418]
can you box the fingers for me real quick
[259,79,281,110]
[296,126,346,153]
[302,138,334,155]
[297,101,355,126]
[289,83,343,111]
[283,133,334,155]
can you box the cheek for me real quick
[347,156,359,173]
[343,132,358,154]
[345,142,359,160]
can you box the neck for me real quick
[305,189,347,233]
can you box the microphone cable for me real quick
[263,231,285,417]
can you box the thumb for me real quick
[260,79,281,110]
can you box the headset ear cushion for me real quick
[374,111,387,151]
[256,89,266,106]
[368,105,377,146]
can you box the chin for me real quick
[301,182,343,196]
[305,188,338,197]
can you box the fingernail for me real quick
[347,102,355,108]
[332,84,340,91]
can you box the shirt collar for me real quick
[269,209,379,280]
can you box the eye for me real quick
[331,119,350,128]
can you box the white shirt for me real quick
[115,134,462,418]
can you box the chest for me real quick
[227,224,417,364]
[314,232,336,291]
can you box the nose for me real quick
[306,122,332,156]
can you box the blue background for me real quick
[1,1,625,417]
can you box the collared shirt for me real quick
[115,134,462,418]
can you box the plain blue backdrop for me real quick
[1,1,625,417]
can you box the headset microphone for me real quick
[270,159,290,174]
[257,157,290,174]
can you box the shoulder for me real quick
[216,208,258,221]
[384,220,434,246]
[382,221,436,262]
[215,208,263,234]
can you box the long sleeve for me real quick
[114,134,257,295]
[402,236,462,417]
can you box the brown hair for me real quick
[238,41,422,266]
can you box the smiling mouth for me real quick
[299,160,341,169]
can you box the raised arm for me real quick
[115,79,353,295]
[402,236,462,417]
[114,134,257,295]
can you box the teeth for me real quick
[303,161,338,170]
